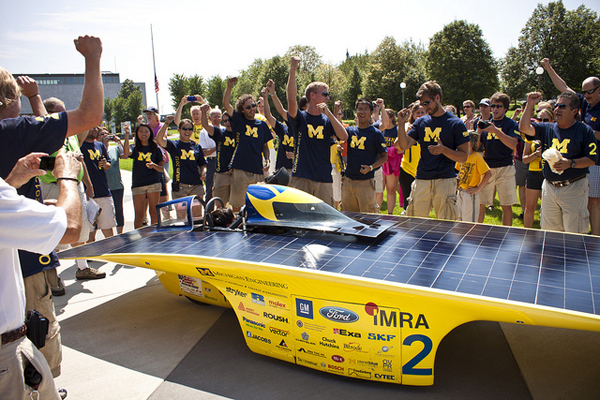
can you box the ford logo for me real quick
[319,307,359,323]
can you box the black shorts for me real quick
[526,170,544,191]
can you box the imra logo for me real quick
[365,302,429,329]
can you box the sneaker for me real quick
[51,277,66,297]
[76,267,106,280]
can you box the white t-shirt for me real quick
[199,129,216,157]
[0,179,67,333]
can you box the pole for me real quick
[151,24,159,111]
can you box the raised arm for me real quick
[266,79,288,122]
[17,76,46,117]
[318,103,348,142]
[519,92,541,138]
[122,129,132,158]
[65,36,104,137]
[200,103,214,137]
[394,108,417,151]
[378,99,389,130]
[286,57,300,119]
[174,95,203,125]
[540,58,574,94]
[261,86,277,131]
[156,115,173,148]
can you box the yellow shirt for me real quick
[401,143,420,177]
[456,151,490,190]
[192,123,204,141]
[527,141,543,172]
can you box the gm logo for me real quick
[319,307,359,323]
[196,268,214,276]
[296,298,313,319]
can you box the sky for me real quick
[0,0,595,114]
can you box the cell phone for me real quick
[478,120,491,129]
[187,96,197,102]
[39,156,56,171]
[107,135,116,140]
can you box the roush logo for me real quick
[319,307,359,323]
[263,312,288,324]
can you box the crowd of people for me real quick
[1,35,599,398]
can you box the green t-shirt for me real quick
[38,135,84,183]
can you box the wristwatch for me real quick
[571,159,577,169]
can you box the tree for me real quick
[232,58,264,101]
[168,73,205,119]
[342,65,363,115]
[502,1,600,99]
[110,79,143,128]
[284,45,323,96]
[104,97,113,124]
[500,47,530,103]
[205,76,226,108]
[256,56,289,118]
[427,21,498,110]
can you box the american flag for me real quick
[154,74,159,93]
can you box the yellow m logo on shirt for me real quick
[424,127,441,142]
[245,126,258,138]
[282,135,294,147]
[138,152,152,162]
[551,138,570,153]
[87,149,102,160]
[224,137,236,147]
[350,136,367,150]
[307,125,324,139]
[181,149,195,160]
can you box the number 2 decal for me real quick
[589,143,597,156]
[402,334,433,375]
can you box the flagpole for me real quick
[150,24,160,111]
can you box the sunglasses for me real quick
[540,118,551,122]
[321,91,330,97]
[555,103,568,109]
[463,105,473,108]
[421,100,432,106]
[490,104,504,109]
[244,103,257,110]
[583,86,600,95]
[222,119,230,123]
[181,127,194,131]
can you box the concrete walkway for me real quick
[51,171,600,399]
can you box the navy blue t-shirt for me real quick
[129,144,164,188]
[345,126,387,180]
[274,120,294,170]
[579,93,600,165]
[481,116,521,168]
[288,110,337,183]
[80,140,111,198]
[408,112,470,179]
[530,121,598,182]
[383,126,398,148]
[166,139,206,185]
[0,112,68,277]
[211,127,236,173]
[229,111,271,175]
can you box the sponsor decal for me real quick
[327,364,344,372]
[367,333,396,341]
[204,295,218,302]
[348,369,372,379]
[319,337,339,349]
[343,342,365,352]
[301,332,310,341]
[268,300,287,309]
[297,320,325,332]
[196,267,214,276]
[251,293,265,306]
[269,327,290,337]
[296,298,313,319]
[243,317,265,330]
[375,374,396,381]
[383,359,393,372]
[246,331,271,344]
[333,328,361,338]
[238,302,259,316]
[297,357,318,367]
[377,346,393,354]
[348,359,379,367]
[263,312,288,324]
[277,340,291,351]
[331,355,344,363]
[366,302,429,329]
[319,306,359,323]
[297,348,326,358]
[244,277,288,290]
[178,275,203,297]
[296,320,303,328]
[226,287,247,297]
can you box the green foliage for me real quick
[427,20,498,110]
[502,1,600,99]
[169,73,206,119]
[256,56,289,118]
[108,79,143,129]
[104,97,113,124]
[284,45,323,97]
[205,76,226,108]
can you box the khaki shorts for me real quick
[290,176,334,206]
[457,188,481,223]
[172,183,205,200]
[331,165,342,203]
[213,171,232,205]
[406,177,458,220]
[230,169,264,208]
[480,165,517,206]
[131,182,162,196]
[93,196,117,230]
[341,177,378,213]
[541,177,589,233]
[374,168,384,193]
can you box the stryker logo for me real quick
[368,333,396,341]
[226,287,247,297]
[319,307,359,323]
[243,317,265,329]
[375,374,396,381]
[333,328,361,338]
[331,355,344,363]
[251,293,265,306]
[269,300,286,309]
[246,331,271,344]
[269,327,290,337]
[263,312,288,323]
[296,298,313,319]
[365,302,429,329]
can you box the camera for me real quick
[187,96,197,102]
[478,120,491,129]
[39,156,56,171]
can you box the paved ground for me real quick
[51,171,600,399]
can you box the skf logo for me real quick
[224,136,236,147]
[552,138,570,153]
[196,268,214,276]
[87,149,102,160]
[424,127,441,142]
[368,333,396,341]
[138,152,152,162]
[350,136,366,150]
[245,126,258,138]
[307,125,324,139]
[180,149,195,160]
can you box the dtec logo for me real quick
[296,298,313,319]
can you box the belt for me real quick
[548,174,586,188]
[206,157,216,160]
[1,324,27,345]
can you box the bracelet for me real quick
[369,165,373,171]
[269,92,277,96]
[28,93,40,99]
[56,177,79,182]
